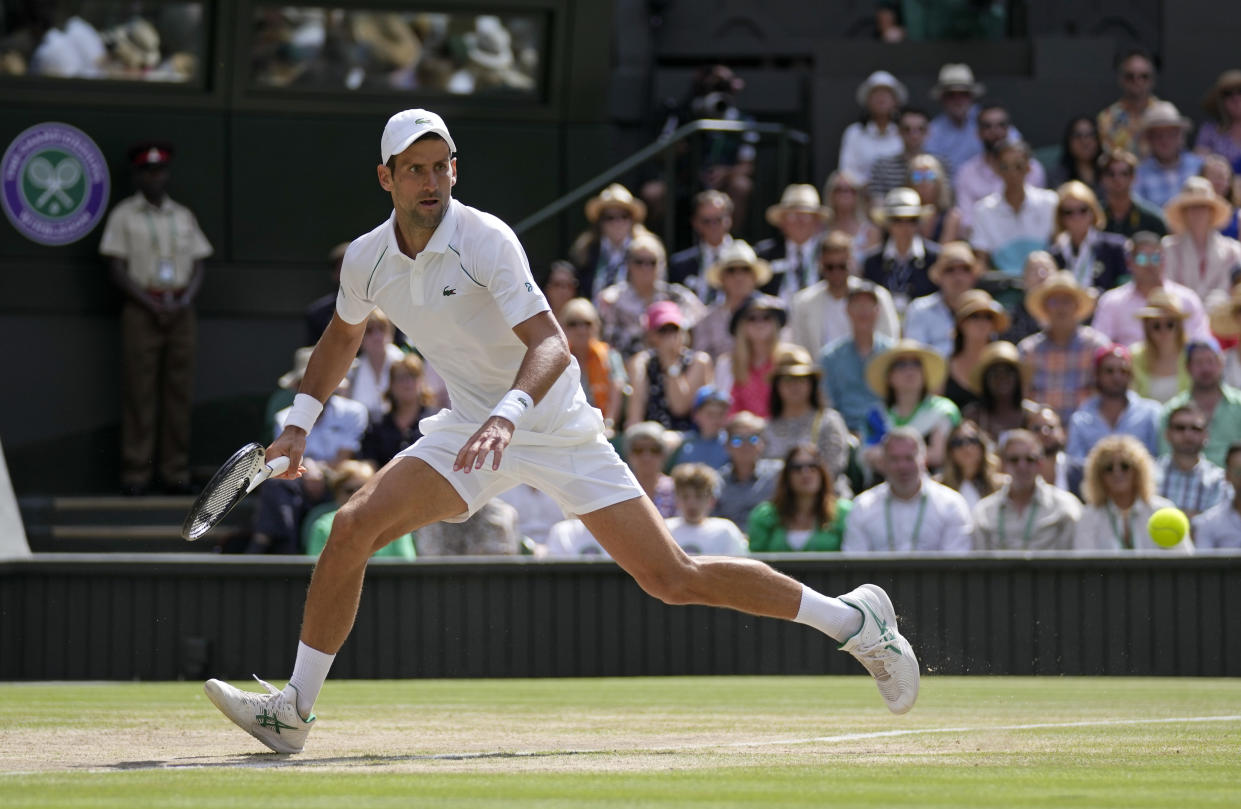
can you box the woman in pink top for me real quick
[718,294,789,418]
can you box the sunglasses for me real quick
[1060,206,1092,217]
[890,357,923,371]
[1134,253,1163,267]
[1123,71,1152,81]
[628,256,658,266]
[655,323,681,335]
[1103,167,1134,178]
[900,124,929,134]
[728,434,761,448]
[941,263,973,275]
[722,264,754,275]
[600,211,632,222]
[820,262,849,273]
[564,319,594,328]
[1169,422,1204,433]
[1222,87,1241,99]
[1070,129,1097,139]
[629,445,664,456]
[949,436,982,449]
[744,311,780,323]
[1004,454,1042,465]
[910,169,938,183]
[696,216,725,226]
[889,217,920,225]
[979,119,1010,130]
[964,311,995,322]
[788,462,820,472]
[1144,318,1179,332]
[1103,461,1133,474]
[998,162,1028,173]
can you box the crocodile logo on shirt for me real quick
[442,285,456,296]
[524,282,533,292]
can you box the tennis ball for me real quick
[1147,507,1189,548]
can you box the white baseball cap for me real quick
[380,109,457,164]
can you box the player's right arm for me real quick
[267,312,366,477]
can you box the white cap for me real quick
[380,109,457,164]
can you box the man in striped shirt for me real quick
[1155,402,1230,518]
[869,108,933,205]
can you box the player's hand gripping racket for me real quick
[180,443,290,540]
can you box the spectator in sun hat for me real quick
[1017,271,1112,424]
[861,339,961,472]
[960,340,1035,442]
[669,385,732,470]
[755,184,830,302]
[838,70,907,184]
[1194,69,1241,166]
[692,239,771,360]
[1065,343,1162,462]
[1128,289,1191,404]
[790,229,900,357]
[941,289,1011,412]
[761,345,851,487]
[568,182,654,298]
[1134,101,1203,209]
[902,240,981,359]
[622,420,678,518]
[862,187,940,317]
[624,300,713,433]
[1160,177,1241,307]
[1208,285,1241,388]
[925,63,1029,180]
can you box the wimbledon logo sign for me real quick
[1,122,110,246]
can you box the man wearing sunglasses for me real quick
[1159,338,1241,468]
[1190,441,1241,548]
[1092,232,1209,347]
[972,430,1081,550]
[1097,49,1161,157]
[712,411,782,529]
[1154,402,1229,519]
[869,108,933,205]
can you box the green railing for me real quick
[514,119,811,249]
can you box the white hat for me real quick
[380,109,457,164]
[855,70,908,108]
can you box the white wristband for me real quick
[284,393,323,433]
[489,389,533,428]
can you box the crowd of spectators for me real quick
[234,54,1241,558]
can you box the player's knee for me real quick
[634,558,703,606]
[322,502,376,558]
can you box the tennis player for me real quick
[205,109,920,753]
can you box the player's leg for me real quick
[578,495,919,714]
[205,455,467,752]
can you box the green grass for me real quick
[1,677,1239,808]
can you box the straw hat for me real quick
[968,341,1029,393]
[1203,69,1241,117]
[771,344,822,379]
[1025,271,1096,324]
[871,187,934,226]
[1134,288,1189,321]
[866,339,947,398]
[930,63,985,100]
[855,70,908,108]
[1207,286,1241,337]
[584,183,646,224]
[1163,176,1233,233]
[928,240,981,285]
[1139,101,1192,133]
[278,346,314,390]
[704,239,773,288]
[765,184,830,227]
[953,289,1011,333]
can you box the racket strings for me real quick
[183,448,265,539]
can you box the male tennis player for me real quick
[204,109,920,753]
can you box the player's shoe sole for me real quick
[204,676,314,754]
[838,583,920,714]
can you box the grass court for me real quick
[1,676,1238,808]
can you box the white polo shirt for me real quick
[841,477,973,552]
[970,186,1058,274]
[336,199,601,445]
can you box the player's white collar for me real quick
[384,199,461,259]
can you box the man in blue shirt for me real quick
[821,281,895,434]
[1066,344,1162,462]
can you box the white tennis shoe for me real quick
[204,676,314,754]
[838,583,920,714]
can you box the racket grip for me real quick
[246,455,292,494]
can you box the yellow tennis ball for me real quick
[1147,507,1189,548]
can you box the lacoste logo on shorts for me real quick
[442,285,456,296]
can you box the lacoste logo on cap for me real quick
[415,118,432,125]
[442,285,456,296]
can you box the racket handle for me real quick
[246,455,292,493]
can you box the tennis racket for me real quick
[181,443,291,540]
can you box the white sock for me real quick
[793,585,863,642]
[284,641,335,720]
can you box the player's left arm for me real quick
[453,311,570,473]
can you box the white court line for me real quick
[47,713,1239,771]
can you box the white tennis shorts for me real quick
[398,430,644,522]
